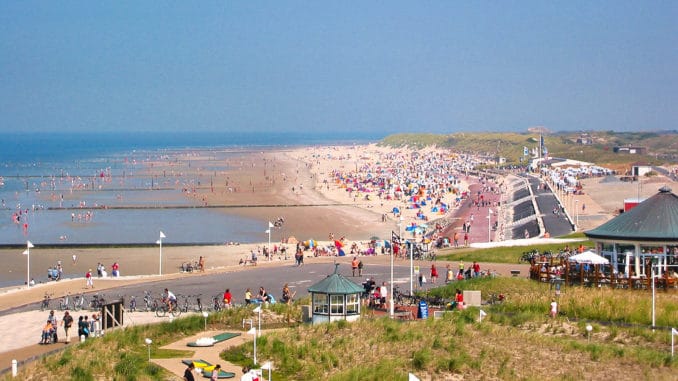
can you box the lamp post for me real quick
[156,231,166,276]
[261,361,273,381]
[266,222,273,260]
[487,209,493,242]
[202,311,209,331]
[247,327,257,365]
[390,242,394,319]
[23,241,34,289]
[144,338,152,361]
[253,305,262,337]
[575,200,579,228]
[586,324,593,342]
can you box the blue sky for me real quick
[1,1,676,135]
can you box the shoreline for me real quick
[4,142,673,288]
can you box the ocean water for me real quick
[1,131,381,245]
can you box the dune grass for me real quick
[4,278,676,381]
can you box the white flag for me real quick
[408,373,420,381]
[672,328,678,336]
[27,241,34,248]
[159,231,166,238]
[480,309,487,317]
[253,306,262,313]
[247,327,256,336]
[268,221,274,228]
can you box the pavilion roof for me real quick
[308,265,364,294]
[585,186,678,242]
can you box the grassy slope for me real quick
[6,278,676,381]
[380,131,678,169]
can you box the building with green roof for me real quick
[585,186,678,278]
[308,264,364,324]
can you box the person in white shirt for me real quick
[379,282,388,309]
[164,288,177,312]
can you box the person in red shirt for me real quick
[455,289,464,310]
[223,289,232,308]
[430,263,438,284]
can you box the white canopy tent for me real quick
[568,250,610,265]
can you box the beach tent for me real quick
[568,251,610,265]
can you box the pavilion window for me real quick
[330,294,344,314]
[313,293,328,314]
[346,294,359,314]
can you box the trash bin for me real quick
[417,300,428,319]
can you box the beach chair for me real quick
[180,360,235,379]
[186,332,240,347]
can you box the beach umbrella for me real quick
[392,207,400,214]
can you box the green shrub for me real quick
[412,348,432,370]
[70,366,94,381]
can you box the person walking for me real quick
[210,364,221,381]
[430,263,438,284]
[183,362,196,381]
[550,299,558,318]
[47,310,58,343]
[223,289,232,308]
[61,310,73,343]
[446,264,454,283]
[85,269,94,289]
[358,259,364,276]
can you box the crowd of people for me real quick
[39,309,97,345]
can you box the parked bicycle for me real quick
[393,286,417,306]
[211,295,223,311]
[484,293,505,305]
[58,293,70,311]
[142,291,156,312]
[72,293,87,311]
[89,293,106,310]
[40,292,53,311]
[179,294,203,312]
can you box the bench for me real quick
[510,270,521,277]
[393,311,413,320]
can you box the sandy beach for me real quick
[3,143,676,292]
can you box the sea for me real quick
[1,131,382,246]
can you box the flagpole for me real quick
[267,222,274,259]
[390,238,394,319]
[25,241,34,289]
[652,264,656,330]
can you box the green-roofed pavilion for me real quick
[584,186,678,278]
[308,264,363,324]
